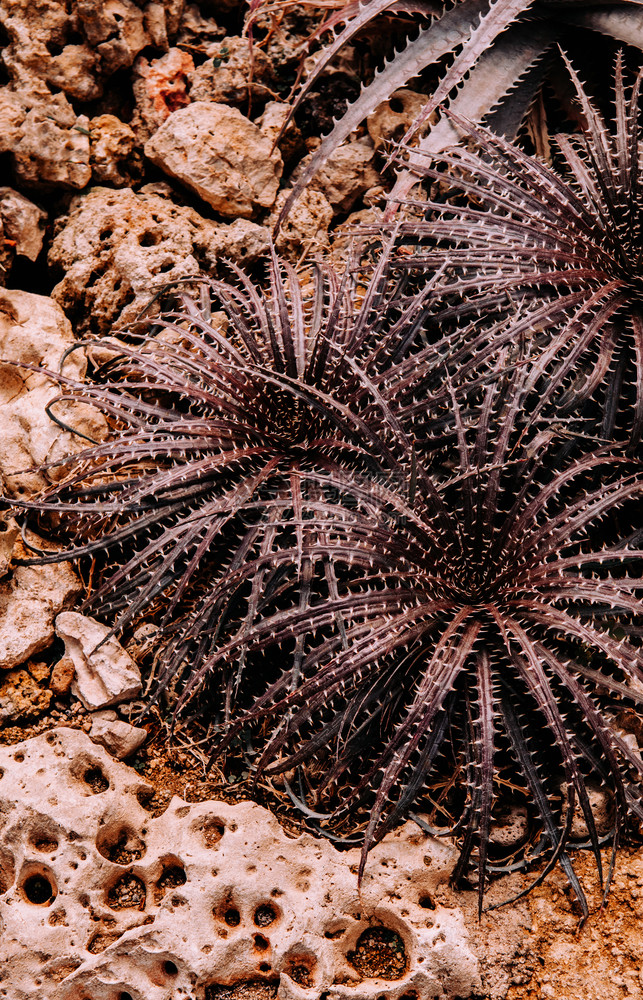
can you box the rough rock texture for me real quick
[55,613,142,710]
[0,0,184,99]
[0,668,52,721]
[367,88,430,151]
[89,710,148,759]
[0,728,480,1000]
[310,138,381,214]
[0,541,80,673]
[48,184,271,335]
[145,102,283,218]
[2,92,92,191]
[270,187,333,257]
[89,115,143,187]
[0,188,47,263]
[189,36,275,107]
[0,288,106,497]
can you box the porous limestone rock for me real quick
[0,0,183,100]
[0,288,106,498]
[270,187,333,257]
[189,36,275,108]
[367,88,430,151]
[145,102,283,218]
[55,613,142,710]
[0,188,47,263]
[0,541,80,672]
[90,710,148,759]
[49,184,219,336]
[310,138,381,214]
[89,115,143,187]
[6,93,91,191]
[49,184,270,335]
[0,728,480,1000]
[259,101,305,166]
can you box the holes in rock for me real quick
[418,894,435,910]
[97,825,145,864]
[139,230,161,247]
[346,928,407,980]
[99,228,113,241]
[254,903,277,927]
[400,993,419,1000]
[136,786,169,817]
[163,960,178,976]
[259,963,271,973]
[88,929,122,953]
[48,908,66,926]
[324,926,346,940]
[284,951,316,989]
[14,753,24,763]
[196,816,225,848]
[254,934,269,951]
[119,993,134,1000]
[83,766,109,794]
[224,907,240,926]
[107,873,146,910]
[154,862,187,903]
[204,982,278,999]
[158,261,174,273]
[30,830,58,854]
[22,872,56,906]
[388,97,405,113]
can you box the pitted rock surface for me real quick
[0,728,480,1000]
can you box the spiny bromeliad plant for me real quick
[185,363,643,916]
[13,238,643,908]
[390,57,643,446]
[248,0,643,220]
[16,246,441,718]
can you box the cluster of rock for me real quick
[0,0,427,334]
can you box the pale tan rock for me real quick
[0,546,81,671]
[90,711,148,759]
[489,805,529,848]
[271,187,333,257]
[209,218,271,263]
[55,612,142,710]
[0,728,480,999]
[259,100,305,164]
[189,35,275,107]
[12,97,91,190]
[77,0,150,76]
[132,47,194,139]
[89,114,143,187]
[311,138,381,213]
[0,187,47,262]
[144,102,283,218]
[0,288,106,498]
[49,185,221,335]
[367,88,429,151]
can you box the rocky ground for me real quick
[1,1,643,998]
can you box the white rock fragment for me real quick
[90,710,148,759]
[145,101,283,218]
[55,612,142,710]
[0,728,480,999]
